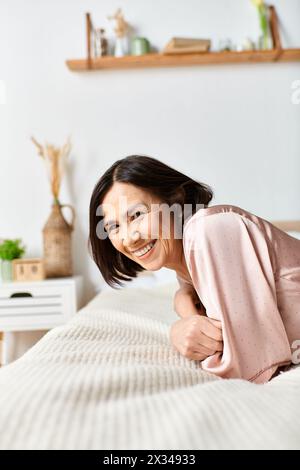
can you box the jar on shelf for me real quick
[94,28,108,57]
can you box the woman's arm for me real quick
[173,286,204,318]
[183,211,292,383]
[174,273,206,318]
[172,287,223,361]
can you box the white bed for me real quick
[0,275,300,450]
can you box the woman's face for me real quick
[101,182,183,271]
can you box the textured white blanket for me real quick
[0,281,299,450]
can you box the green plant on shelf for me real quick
[0,239,26,261]
[251,0,271,50]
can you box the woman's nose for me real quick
[122,227,141,247]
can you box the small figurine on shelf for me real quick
[94,28,108,57]
[218,38,235,52]
[107,8,130,57]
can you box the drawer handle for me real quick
[10,292,33,298]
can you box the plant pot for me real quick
[0,260,13,283]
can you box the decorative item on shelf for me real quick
[65,6,299,71]
[236,37,256,52]
[93,28,108,57]
[31,136,75,278]
[107,8,131,57]
[251,0,273,50]
[130,37,151,56]
[163,37,211,55]
[0,239,26,283]
[12,258,45,282]
[218,38,235,52]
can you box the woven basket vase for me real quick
[42,202,75,278]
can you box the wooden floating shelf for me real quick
[66,48,300,71]
[66,7,300,72]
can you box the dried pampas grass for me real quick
[31,136,72,202]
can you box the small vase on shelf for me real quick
[108,8,131,57]
[252,0,273,50]
[114,36,129,57]
[258,32,272,50]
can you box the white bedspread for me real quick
[0,281,299,450]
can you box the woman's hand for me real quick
[170,314,223,361]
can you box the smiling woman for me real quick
[88,154,300,384]
[88,154,213,288]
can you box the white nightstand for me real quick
[0,276,83,365]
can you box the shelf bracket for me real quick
[86,12,92,69]
[269,5,283,60]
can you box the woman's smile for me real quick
[131,239,157,260]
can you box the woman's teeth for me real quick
[134,240,156,257]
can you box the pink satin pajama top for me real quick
[176,204,300,384]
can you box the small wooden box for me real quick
[12,258,45,282]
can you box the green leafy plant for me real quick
[251,0,270,50]
[0,239,26,261]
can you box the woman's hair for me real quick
[89,155,213,288]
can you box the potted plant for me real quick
[0,239,26,282]
[251,0,272,50]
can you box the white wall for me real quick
[0,0,300,305]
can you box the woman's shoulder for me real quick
[181,204,274,267]
[183,204,254,233]
[181,204,273,251]
[182,204,282,258]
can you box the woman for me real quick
[89,155,300,384]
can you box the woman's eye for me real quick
[132,210,145,219]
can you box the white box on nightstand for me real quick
[0,276,83,365]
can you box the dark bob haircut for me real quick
[89,155,213,288]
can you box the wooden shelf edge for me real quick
[66,48,300,71]
[277,48,300,61]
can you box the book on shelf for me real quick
[162,37,211,54]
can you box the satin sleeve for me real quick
[176,273,206,314]
[183,211,292,384]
